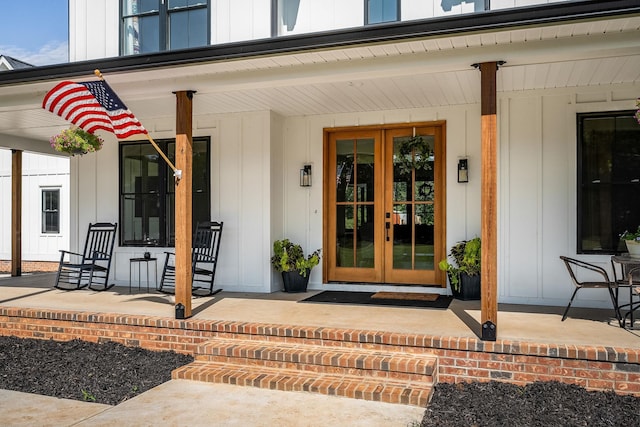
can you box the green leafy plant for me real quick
[49,127,103,155]
[438,237,481,291]
[271,239,321,277]
[81,389,96,402]
[395,135,433,175]
[620,226,640,242]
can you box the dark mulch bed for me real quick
[0,335,193,405]
[422,381,640,427]
[2,335,640,425]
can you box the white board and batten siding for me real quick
[0,150,70,262]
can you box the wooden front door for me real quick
[324,122,446,286]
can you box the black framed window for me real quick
[121,0,209,55]
[366,0,399,25]
[119,137,210,247]
[42,189,60,234]
[577,111,640,254]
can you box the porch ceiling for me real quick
[0,15,639,151]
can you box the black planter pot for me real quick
[451,272,481,300]
[281,270,311,293]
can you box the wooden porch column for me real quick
[478,61,501,341]
[174,91,195,319]
[11,149,22,277]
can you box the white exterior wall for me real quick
[212,0,271,44]
[67,82,637,307]
[69,0,569,61]
[0,150,70,262]
[71,111,276,292]
[69,0,119,62]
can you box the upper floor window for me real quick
[121,0,209,55]
[42,188,60,234]
[366,0,399,25]
[577,111,640,254]
[119,138,211,246]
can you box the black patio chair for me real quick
[559,256,620,323]
[54,222,118,291]
[611,261,640,328]
[159,221,223,296]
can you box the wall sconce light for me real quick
[457,158,469,183]
[300,164,312,187]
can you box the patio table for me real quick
[610,255,640,329]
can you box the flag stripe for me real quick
[42,80,147,139]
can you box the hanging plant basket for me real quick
[49,127,103,156]
[395,135,433,175]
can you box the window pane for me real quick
[123,15,160,55]
[368,0,398,24]
[579,112,640,253]
[123,0,159,15]
[42,189,60,234]
[169,8,207,49]
[168,0,207,9]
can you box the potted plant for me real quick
[438,237,481,300]
[620,226,640,257]
[271,239,321,292]
[49,127,103,156]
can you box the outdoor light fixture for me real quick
[458,158,469,183]
[300,164,312,187]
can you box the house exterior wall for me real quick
[69,0,568,61]
[0,150,70,263]
[70,111,275,292]
[66,81,637,309]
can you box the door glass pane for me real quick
[415,204,434,270]
[336,139,355,203]
[414,136,435,201]
[336,205,354,267]
[393,203,412,270]
[392,134,435,271]
[393,136,412,202]
[356,205,375,268]
[356,139,375,202]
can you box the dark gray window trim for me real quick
[2,0,638,86]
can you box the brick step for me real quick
[195,338,436,381]
[172,361,433,406]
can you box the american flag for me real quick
[42,80,147,139]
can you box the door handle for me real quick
[386,222,390,241]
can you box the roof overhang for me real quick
[0,0,639,152]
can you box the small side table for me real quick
[129,257,158,293]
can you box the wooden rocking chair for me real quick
[159,221,223,296]
[54,222,117,291]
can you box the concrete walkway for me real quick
[1,380,425,427]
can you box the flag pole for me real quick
[93,69,182,179]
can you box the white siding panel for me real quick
[504,96,541,299]
[0,151,69,262]
[69,0,118,61]
[540,94,572,301]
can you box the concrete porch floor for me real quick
[1,273,639,349]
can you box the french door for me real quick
[324,123,446,286]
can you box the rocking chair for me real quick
[54,222,117,291]
[159,221,223,296]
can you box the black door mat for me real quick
[299,291,452,309]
